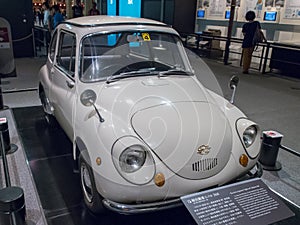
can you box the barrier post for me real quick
[0,118,25,225]
[259,130,283,171]
[0,17,16,110]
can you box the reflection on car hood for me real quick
[131,102,232,179]
[100,76,232,179]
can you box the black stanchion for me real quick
[0,117,25,225]
[0,79,9,111]
[0,79,4,110]
[0,118,17,155]
[0,187,25,225]
[259,130,283,171]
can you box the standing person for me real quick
[38,8,44,26]
[42,2,50,29]
[48,6,55,33]
[88,2,100,16]
[53,5,64,29]
[241,11,266,74]
[72,0,84,18]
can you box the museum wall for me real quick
[195,0,300,42]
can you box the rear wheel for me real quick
[79,154,106,214]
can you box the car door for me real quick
[50,30,77,140]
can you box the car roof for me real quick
[65,15,167,28]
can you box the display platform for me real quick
[12,106,300,225]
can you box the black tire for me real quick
[79,154,106,214]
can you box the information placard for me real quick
[181,178,294,225]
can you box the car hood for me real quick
[100,76,232,179]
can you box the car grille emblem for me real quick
[197,145,211,155]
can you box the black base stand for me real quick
[6,144,18,155]
[261,161,282,171]
[0,186,25,225]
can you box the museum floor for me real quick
[0,56,299,225]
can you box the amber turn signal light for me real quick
[96,157,101,166]
[239,154,248,167]
[154,173,165,187]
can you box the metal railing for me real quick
[32,26,50,57]
[181,32,300,75]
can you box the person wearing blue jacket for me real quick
[53,4,64,29]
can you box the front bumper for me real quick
[102,198,183,215]
[102,163,263,215]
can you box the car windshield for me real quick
[80,31,192,83]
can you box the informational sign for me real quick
[265,0,274,7]
[240,0,262,19]
[181,178,295,225]
[208,0,227,17]
[119,0,141,18]
[0,17,15,77]
[275,0,285,7]
[0,27,10,49]
[284,0,300,19]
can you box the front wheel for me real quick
[39,88,57,126]
[79,154,106,214]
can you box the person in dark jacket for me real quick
[88,2,100,16]
[72,0,84,18]
[241,11,266,74]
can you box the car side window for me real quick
[49,31,57,62]
[56,31,76,77]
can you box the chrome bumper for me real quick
[102,198,183,215]
[102,163,263,215]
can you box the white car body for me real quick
[38,16,261,214]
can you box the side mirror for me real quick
[229,76,239,104]
[80,89,97,106]
[229,75,239,90]
[80,90,104,123]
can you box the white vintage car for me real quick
[38,16,262,214]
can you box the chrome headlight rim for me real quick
[236,118,261,160]
[243,125,257,148]
[119,144,147,173]
[111,136,156,185]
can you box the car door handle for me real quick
[66,80,75,89]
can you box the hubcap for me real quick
[41,92,53,115]
[81,163,93,203]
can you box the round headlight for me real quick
[119,145,146,173]
[243,125,257,148]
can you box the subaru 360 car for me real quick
[38,16,262,214]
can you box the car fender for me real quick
[38,64,52,99]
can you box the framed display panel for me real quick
[263,10,279,22]
[197,9,206,19]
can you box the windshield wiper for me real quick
[158,69,193,78]
[106,68,156,84]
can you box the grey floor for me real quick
[1,55,299,223]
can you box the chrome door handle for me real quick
[66,80,75,89]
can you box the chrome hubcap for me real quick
[81,163,93,203]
